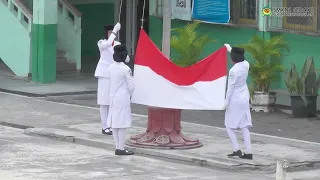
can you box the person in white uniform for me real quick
[107,44,135,156]
[224,43,253,160]
[94,23,121,135]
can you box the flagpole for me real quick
[126,0,202,149]
[162,0,171,58]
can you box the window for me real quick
[283,0,318,32]
[155,0,164,17]
[239,0,257,24]
[230,0,257,26]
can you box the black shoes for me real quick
[227,150,253,160]
[227,150,242,157]
[102,128,112,135]
[115,149,134,156]
[240,153,253,160]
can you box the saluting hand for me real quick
[113,22,121,33]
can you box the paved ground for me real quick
[0,126,278,180]
[2,92,320,173]
[43,94,320,143]
[0,74,97,96]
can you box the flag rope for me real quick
[118,0,123,22]
[141,0,146,28]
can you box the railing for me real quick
[0,0,32,33]
[58,0,82,31]
[57,0,82,70]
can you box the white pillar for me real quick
[162,0,171,58]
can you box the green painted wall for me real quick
[75,3,114,60]
[270,31,320,89]
[31,24,57,83]
[32,0,58,83]
[23,0,33,11]
[0,0,31,77]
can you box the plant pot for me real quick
[290,95,317,118]
[251,91,276,113]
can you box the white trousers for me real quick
[226,127,252,154]
[113,128,126,150]
[100,105,110,130]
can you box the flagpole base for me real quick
[126,107,202,149]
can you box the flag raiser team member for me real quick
[94,23,121,136]
[224,43,253,160]
[107,44,135,156]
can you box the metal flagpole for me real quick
[162,0,171,59]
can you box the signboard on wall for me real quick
[171,0,192,21]
[192,0,230,24]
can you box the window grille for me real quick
[268,0,319,34]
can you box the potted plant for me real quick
[284,57,320,117]
[240,35,290,112]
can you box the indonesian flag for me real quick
[131,29,227,110]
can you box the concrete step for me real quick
[56,50,67,59]
[56,50,77,73]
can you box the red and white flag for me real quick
[131,29,227,110]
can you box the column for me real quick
[257,0,271,40]
[32,0,58,83]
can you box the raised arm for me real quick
[225,70,237,107]
[97,22,121,50]
[125,68,135,97]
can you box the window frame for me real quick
[155,0,164,18]
[282,0,318,31]
[238,0,258,25]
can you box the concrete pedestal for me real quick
[126,107,202,149]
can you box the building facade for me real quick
[0,0,147,83]
[149,0,320,93]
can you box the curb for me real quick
[0,88,96,97]
[23,128,320,173]
[0,121,33,129]
[23,128,239,172]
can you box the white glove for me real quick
[224,43,232,53]
[222,101,228,110]
[113,22,121,33]
[125,55,130,63]
[222,104,226,110]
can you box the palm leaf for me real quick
[170,21,215,67]
[240,35,289,92]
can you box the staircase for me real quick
[0,0,32,77]
[56,0,82,73]
[0,0,82,77]
[56,50,77,74]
